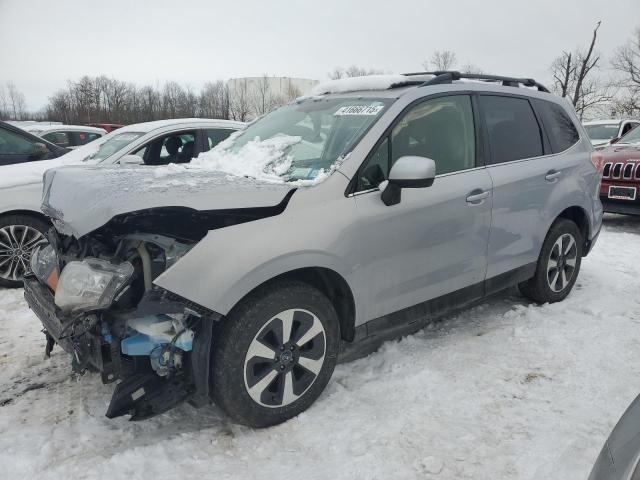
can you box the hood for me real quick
[42,164,295,238]
[601,144,640,163]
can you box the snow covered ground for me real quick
[0,214,639,480]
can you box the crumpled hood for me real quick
[42,164,295,238]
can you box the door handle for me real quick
[545,170,562,182]
[466,190,490,204]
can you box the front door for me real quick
[347,94,493,323]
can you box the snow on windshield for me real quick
[310,74,408,95]
[153,134,313,185]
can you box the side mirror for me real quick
[119,154,144,165]
[610,136,620,145]
[30,142,49,160]
[381,156,436,206]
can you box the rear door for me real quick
[0,125,51,166]
[480,94,580,285]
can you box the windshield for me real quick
[226,97,393,181]
[618,125,640,145]
[584,123,619,140]
[88,132,144,161]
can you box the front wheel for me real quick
[519,218,583,303]
[210,280,340,427]
[0,214,50,288]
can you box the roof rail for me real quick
[402,71,550,93]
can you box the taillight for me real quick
[591,151,605,173]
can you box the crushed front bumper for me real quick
[24,274,218,420]
[23,274,117,376]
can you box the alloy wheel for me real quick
[0,225,46,282]
[546,233,577,293]
[243,308,326,408]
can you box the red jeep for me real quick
[600,125,640,215]
[87,123,123,133]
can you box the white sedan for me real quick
[20,124,107,149]
[0,118,244,287]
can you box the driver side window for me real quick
[132,131,197,165]
[357,95,476,191]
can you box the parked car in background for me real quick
[87,123,123,133]
[0,120,69,167]
[0,118,243,287]
[583,119,640,147]
[23,72,602,427]
[588,393,640,480]
[21,124,107,149]
[599,124,640,216]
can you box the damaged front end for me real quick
[24,226,219,421]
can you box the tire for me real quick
[518,218,583,303]
[0,214,50,288]
[210,280,340,427]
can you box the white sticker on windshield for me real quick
[334,105,384,116]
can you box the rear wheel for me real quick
[519,218,582,303]
[211,280,340,427]
[0,214,50,288]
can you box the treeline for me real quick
[45,77,230,125]
[40,75,305,125]
[0,82,27,120]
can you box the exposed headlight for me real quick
[55,258,134,313]
[30,244,59,287]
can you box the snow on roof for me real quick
[22,124,107,134]
[115,118,244,134]
[583,119,624,126]
[310,74,410,96]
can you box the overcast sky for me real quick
[1,0,638,112]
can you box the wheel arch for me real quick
[228,267,357,343]
[0,209,51,226]
[556,206,590,254]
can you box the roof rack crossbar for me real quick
[403,71,550,93]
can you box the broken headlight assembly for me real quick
[54,258,134,313]
[30,244,60,290]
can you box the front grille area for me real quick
[612,163,623,178]
[624,163,634,179]
[603,163,612,178]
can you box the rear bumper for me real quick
[601,198,640,216]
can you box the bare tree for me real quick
[229,79,252,122]
[5,82,26,120]
[550,22,613,119]
[422,50,457,71]
[328,66,383,79]
[460,63,484,74]
[0,85,7,119]
[611,26,640,117]
[199,80,229,119]
[612,27,640,88]
[252,74,274,116]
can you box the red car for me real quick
[600,125,640,215]
[87,123,123,133]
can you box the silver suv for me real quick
[24,72,603,427]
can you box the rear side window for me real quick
[69,131,102,146]
[479,95,543,164]
[534,100,579,153]
[204,128,234,151]
[42,131,70,148]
